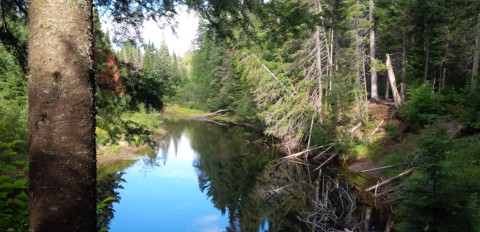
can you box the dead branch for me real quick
[357,164,397,174]
[190,109,229,119]
[364,168,414,192]
[368,119,384,139]
[313,144,333,160]
[314,153,338,171]
[282,144,333,159]
[349,122,362,134]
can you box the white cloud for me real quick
[193,215,223,232]
[101,6,199,57]
[141,6,199,57]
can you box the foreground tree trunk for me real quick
[28,0,96,230]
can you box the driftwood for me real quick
[364,168,414,192]
[190,109,229,119]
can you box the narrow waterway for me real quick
[97,119,279,231]
[97,118,389,231]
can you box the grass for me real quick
[165,104,209,115]
[165,104,239,124]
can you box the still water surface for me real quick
[97,118,388,231]
[97,119,277,231]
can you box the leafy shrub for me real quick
[400,83,446,125]
[396,126,480,231]
[459,91,480,131]
[0,106,29,231]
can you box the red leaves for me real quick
[98,53,124,95]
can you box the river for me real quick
[97,118,389,231]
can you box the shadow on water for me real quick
[97,118,391,231]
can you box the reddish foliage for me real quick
[97,53,124,94]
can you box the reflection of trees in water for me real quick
[247,162,360,232]
[184,119,362,231]
[142,118,190,167]
[97,118,374,231]
[96,171,126,231]
[187,120,276,231]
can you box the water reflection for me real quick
[97,119,278,231]
[97,118,386,232]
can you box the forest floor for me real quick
[346,99,401,179]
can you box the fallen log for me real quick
[191,109,229,119]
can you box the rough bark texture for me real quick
[28,0,96,230]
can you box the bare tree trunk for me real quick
[315,25,324,123]
[441,67,446,92]
[369,0,379,101]
[424,41,430,82]
[402,30,407,79]
[385,76,390,99]
[328,28,334,95]
[472,13,480,92]
[386,54,403,108]
[28,0,96,230]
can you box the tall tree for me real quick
[369,0,379,101]
[472,13,480,92]
[28,0,96,231]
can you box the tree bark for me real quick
[369,0,379,101]
[28,0,96,230]
[472,13,480,92]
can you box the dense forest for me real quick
[1,0,480,231]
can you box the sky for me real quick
[102,6,199,57]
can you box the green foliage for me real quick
[94,12,184,145]
[400,83,446,125]
[96,171,126,231]
[0,105,28,231]
[174,24,258,120]
[458,91,480,131]
[384,123,399,137]
[395,126,480,231]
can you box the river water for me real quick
[97,118,388,231]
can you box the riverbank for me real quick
[96,110,167,167]
[96,130,167,167]
[163,104,265,129]
[163,104,234,122]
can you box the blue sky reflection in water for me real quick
[108,134,229,232]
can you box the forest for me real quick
[1,0,480,231]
